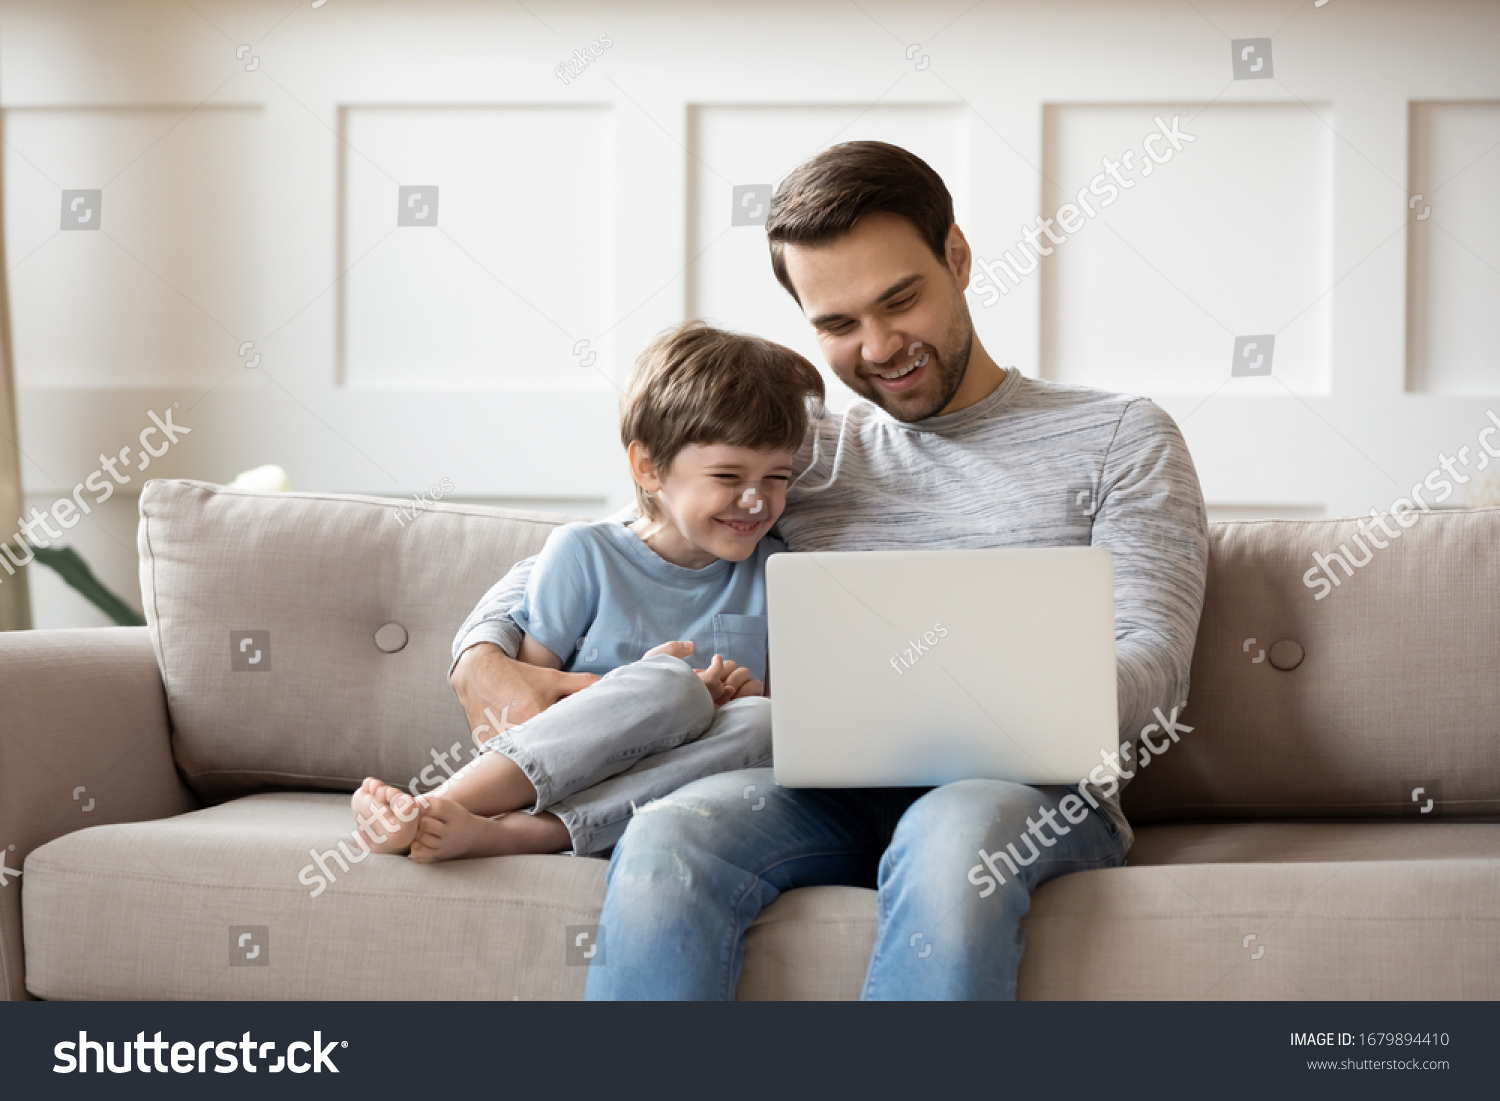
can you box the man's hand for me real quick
[643,641,762,708]
[449,643,598,743]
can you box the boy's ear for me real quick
[626,440,663,494]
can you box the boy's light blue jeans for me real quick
[584,769,1128,1000]
[481,654,772,856]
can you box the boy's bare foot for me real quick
[408,797,570,863]
[351,778,424,854]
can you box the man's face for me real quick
[783,211,974,423]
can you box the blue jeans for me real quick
[483,655,772,856]
[584,767,1128,1000]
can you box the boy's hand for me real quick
[725,668,765,699]
[697,654,736,708]
[697,655,766,708]
[449,643,599,740]
[642,642,763,706]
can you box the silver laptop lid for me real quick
[767,547,1118,788]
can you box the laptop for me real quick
[766,547,1118,788]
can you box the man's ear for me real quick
[626,440,663,494]
[944,222,972,292]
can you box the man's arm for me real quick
[449,557,535,674]
[448,554,597,738]
[1092,399,1209,750]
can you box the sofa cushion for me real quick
[138,479,566,800]
[1018,856,1500,999]
[1126,820,1500,866]
[20,793,878,1001]
[23,795,1500,999]
[1122,507,1500,823]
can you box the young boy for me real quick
[351,322,824,860]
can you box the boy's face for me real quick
[783,211,975,424]
[633,442,795,562]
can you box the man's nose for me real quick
[862,323,905,367]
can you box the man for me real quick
[449,141,1207,999]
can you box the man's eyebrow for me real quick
[807,273,924,328]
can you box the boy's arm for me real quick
[517,633,564,670]
[448,509,637,671]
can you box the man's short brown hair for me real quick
[621,322,825,518]
[765,141,955,304]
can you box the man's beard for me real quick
[862,310,974,424]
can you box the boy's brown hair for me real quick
[621,322,825,519]
[765,141,955,305]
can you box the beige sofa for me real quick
[3,479,1498,1000]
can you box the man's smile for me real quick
[868,350,930,392]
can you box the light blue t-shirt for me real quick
[511,520,781,683]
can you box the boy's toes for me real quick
[386,792,419,822]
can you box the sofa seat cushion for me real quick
[20,793,877,1001]
[1020,821,1500,999]
[23,797,1500,1000]
[1127,820,1500,865]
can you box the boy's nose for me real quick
[731,487,767,518]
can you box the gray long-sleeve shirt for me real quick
[452,368,1208,849]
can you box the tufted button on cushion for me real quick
[374,622,409,654]
[1268,639,1304,671]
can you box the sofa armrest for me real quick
[0,627,198,1000]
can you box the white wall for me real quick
[4,0,1498,627]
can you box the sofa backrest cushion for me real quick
[1122,507,1500,823]
[141,480,1499,819]
[139,479,564,801]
